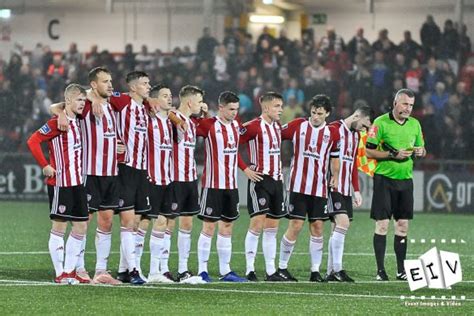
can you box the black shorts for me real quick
[48,185,88,222]
[148,183,172,219]
[198,188,239,222]
[286,192,328,222]
[247,176,286,219]
[328,191,353,221]
[370,174,414,220]
[166,181,200,218]
[84,175,120,212]
[117,164,150,214]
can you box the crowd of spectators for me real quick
[0,15,473,160]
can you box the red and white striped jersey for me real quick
[197,117,240,189]
[147,113,173,185]
[329,120,360,196]
[238,116,282,181]
[282,118,337,197]
[171,111,197,182]
[80,100,118,176]
[110,93,148,170]
[27,116,83,187]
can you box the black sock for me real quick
[373,233,386,271]
[394,235,407,274]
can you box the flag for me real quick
[357,130,377,177]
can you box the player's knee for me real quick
[138,218,150,231]
[335,214,350,229]
[309,221,324,237]
[249,215,265,232]
[289,220,304,233]
[179,216,193,231]
[167,218,176,231]
[264,217,279,229]
[153,216,167,231]
[51,220,67,234]
[375,220,389,235]
[98,214,113,232]
[72,221,88,235]
[202,221,216,236]
[395,220,409,235]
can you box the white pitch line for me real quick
[0,251,473,257]
[0,281,472,302]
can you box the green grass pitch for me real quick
[0,201,472,314]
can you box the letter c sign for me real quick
[48,19,60,40]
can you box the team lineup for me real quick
[26,67,426,285]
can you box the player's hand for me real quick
[353,191,362,207]
[201,103,209,117]
[43,165,56,177]
[177,121,188,133]
[92,100,104,118]
[394,149,413,160]
[147,97,161,113]
[57,111,69,132]
[117,141,126,154]
[244,167,264,182]
[329,175,338,191]
[413,146,426,157]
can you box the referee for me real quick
[366,89,426,281]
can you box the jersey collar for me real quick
[389,111,409,126]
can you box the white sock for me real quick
[327,233,333,273]
[49,230,65,277]
[331,226,347,272]
[149,230,164,276]
[310,235,324,272]
[120,227,136,271]
[177,229,191,274]
[64,232,84,273]
[262,228,278,275]
[75,236,86,271]
[95,229,112,272]
[135,229,146,273]
[217,233,232,276]
[197,232,212,274]
[245,230,260,274]
[160,230,172,273]
[278,235,295,269]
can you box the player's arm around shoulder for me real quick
[281,117,304,140]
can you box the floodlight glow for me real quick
[0,9,11,19]
[263,0,274,4]
[249,15,284,24]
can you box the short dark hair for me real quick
[150,84,170,98]
[218,91,239,105]
[126,71,149,84]
[88,67,110,82]
[394,88,415,101]
[259,91,283,104]
[179,85,204,99]
[309,94,332,113]
[355,104,373,119]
